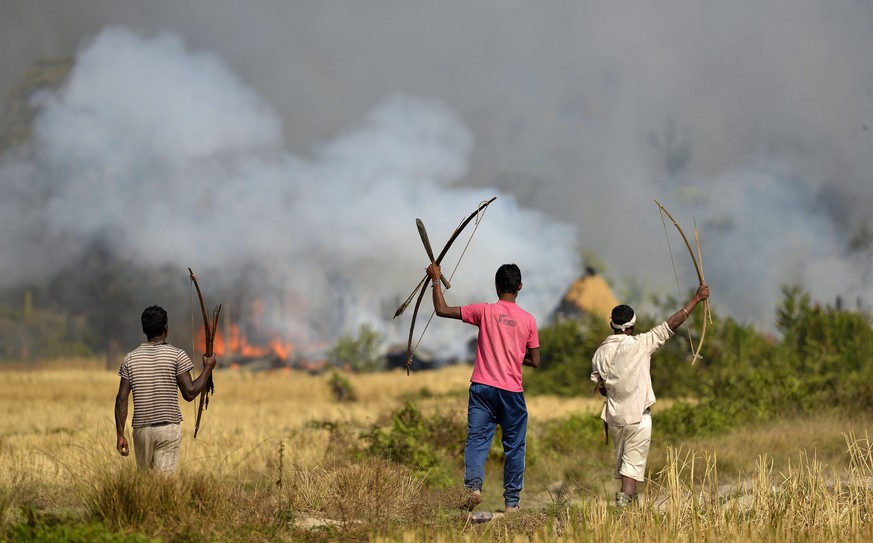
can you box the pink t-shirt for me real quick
[461,300,539,393]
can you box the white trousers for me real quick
[608,412,652,483]
[133,423,182,475]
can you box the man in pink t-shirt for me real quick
[427,262,540,513]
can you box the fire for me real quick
[270,339,293,360]
[194,323,295,361]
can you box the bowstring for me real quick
[411,201,490,356]
[659,207,697,355]
[190,278,197,421]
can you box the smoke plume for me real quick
[0,27,579,354]
[2,1,873,339]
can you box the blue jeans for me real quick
[464,383,528,507]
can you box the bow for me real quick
[417,218,451,290]
[188,267,222,438]
[654,200,711,361]
[395,197,496,373]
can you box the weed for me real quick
[328,370,357,402]
[276,440,285,488]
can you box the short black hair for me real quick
[141,305,168,338]
[610,304,634,329]
[495,264,522,294]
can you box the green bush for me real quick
[524,315,609,397]
[537,412,604,455]
[360,400,465,487]
[531,285,873,442]
[327,370,357,402]
[657,285,873,439]
[656,401,732,440]
[328,323,385,373]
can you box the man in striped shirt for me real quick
[114,305,216,474]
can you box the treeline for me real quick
[524,286,873,440]
[0,250,191,364]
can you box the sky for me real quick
[1,1,872,351]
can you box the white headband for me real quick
[610,312,636,331]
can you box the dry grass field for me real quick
[0,361,607,482]
[3,360,873,541]
[0,362,601,481]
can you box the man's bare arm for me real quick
[176,355,217,402]
[114,377,131,456]
[666,283,710,332]
[523,347,540,368]
[426,263,462,320]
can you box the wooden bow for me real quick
[654,200,711,361]
[395,197,496,373]
[189,267,221,438]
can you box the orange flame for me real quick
[194,323,295,361]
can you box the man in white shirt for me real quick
[591,284,709,506]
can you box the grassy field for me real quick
[2,361,873,541]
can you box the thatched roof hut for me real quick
[553,268,619,322]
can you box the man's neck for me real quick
[497,293,517,303]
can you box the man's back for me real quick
[462,300,538,393]
[119,342,193,427]
[592,322,672,426]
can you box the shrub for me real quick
[327,371,357,402]
[656,401,733,440]
[658,286,873,440]
[360,400,465,487]
[328,323,385,373]
[524,315,609,397]
[537,412,604,455]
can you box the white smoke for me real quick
[652,169,864,328]
[5,1,873,338]
[0,26,579,353]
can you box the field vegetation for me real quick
[2,286,873,541]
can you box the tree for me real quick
[329,323,385,373]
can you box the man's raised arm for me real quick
[426,263,462,320]
[666,284,710,332]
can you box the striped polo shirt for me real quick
[118,342,194,428]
